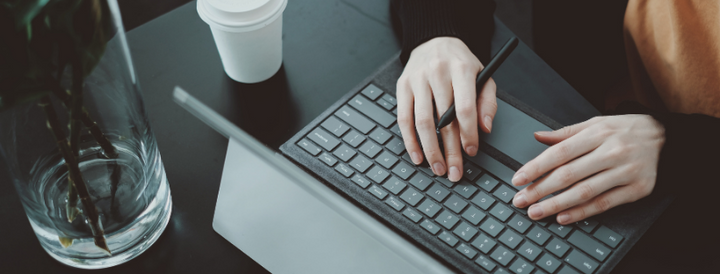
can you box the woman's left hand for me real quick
[511,115,665,225]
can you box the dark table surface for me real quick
[0,1,604,273]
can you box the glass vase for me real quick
[0,0,172,269]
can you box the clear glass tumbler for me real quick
[0,0,172,269]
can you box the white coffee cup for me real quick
[197,0,288,83]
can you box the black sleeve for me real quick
[390,0,497,65]
[614,101,720,201]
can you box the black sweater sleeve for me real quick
[390,0,497,65]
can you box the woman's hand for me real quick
[396,37,497,182]
[512,115,665,224]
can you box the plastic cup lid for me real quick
[198,0,287,32]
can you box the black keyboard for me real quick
[284,83,625,274]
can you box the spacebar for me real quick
[465,151,520,190]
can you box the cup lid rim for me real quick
[198,0,286,31]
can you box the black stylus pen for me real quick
[436,36,519,131]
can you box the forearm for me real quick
[391,0,496,65]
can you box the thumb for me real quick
[535,117,601,145]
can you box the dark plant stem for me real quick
[39,96,110,254]
[51,87,118,158]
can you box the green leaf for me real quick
[6,0,51,28]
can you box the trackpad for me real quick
[481,98,552,164]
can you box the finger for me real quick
[514,145,613,209]
[396,78,423,165]
[520,166,627,220]
[450,66,479,156]
[533,117,603,146]
[512,120,605,186]
[412,80,446,175]
[554,185,639,225]
[477,77,497,134]
[428,70,457,177]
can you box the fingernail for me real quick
[484,115,493,132]
[558,213,571,224]
[466,146,477,156]
[535,131,551,137]
[512,172,527,186]
[449,166,461,182]
[411,152,421,165]
[432,162,446,176]
[529,204,544,218]
[514,193,527,208]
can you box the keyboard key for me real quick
[389,123,402,137]
[368,185,388,199]
[350,174,371,188]
[376,98,394,110]
[508,215,532,234]
[427,183,451,202]
[418,164,435,177]
[537,253,562,273]
[385,136,406,155]
[297,138,322,156]
[475,255,497,272]
[496,268,510,274]
[574,219,599,234]
[332,144,356,162]
[471,191,496,210]
[409,173,433,191]
[462,206,486,225]
[400,188,424,207]
[491,246,516,267]
[335,106,375,134]
[369,127,392,144]
[348,154,372,172]
[381,93,397,106]
[366,166,390,183]
[471,234,497,254]
[476,174,500,192]
[435,211,461,230]
[358,140,382,158]
[444,194,468,214]
[453,180,478,199]
[456,243,478,260]
[568,231,611,262]
[334,163,354,177]
[435,176,454,188]
[342,129,366,147]
[438,231,459,247]
[463,162,483,181]
[593,226,623,248]
[498,229,523,249]
[321,116,351,137]
[557,265,581,274]
[490,203,514,222]
[308,127,341,151]
[509,258,534,274]
[375,151,399,169]
[420,219,441,235]
[527,226,551,245]
[385,196,405,211]
[517,241,542,261]
[402,208,422,223]
[493,184,517,204]
[452,222,479,242]
[546,237,570,257]
[318,152,338,166]
[361,84,384,100]
[391,161,415,180]
[418,200,442,218]
[548,223,573,238]
[564,250,599,274]
[349,94,395,128]
[382,176,406,195]
[480,217,505,237]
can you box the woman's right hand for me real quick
[396,37,498,182]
